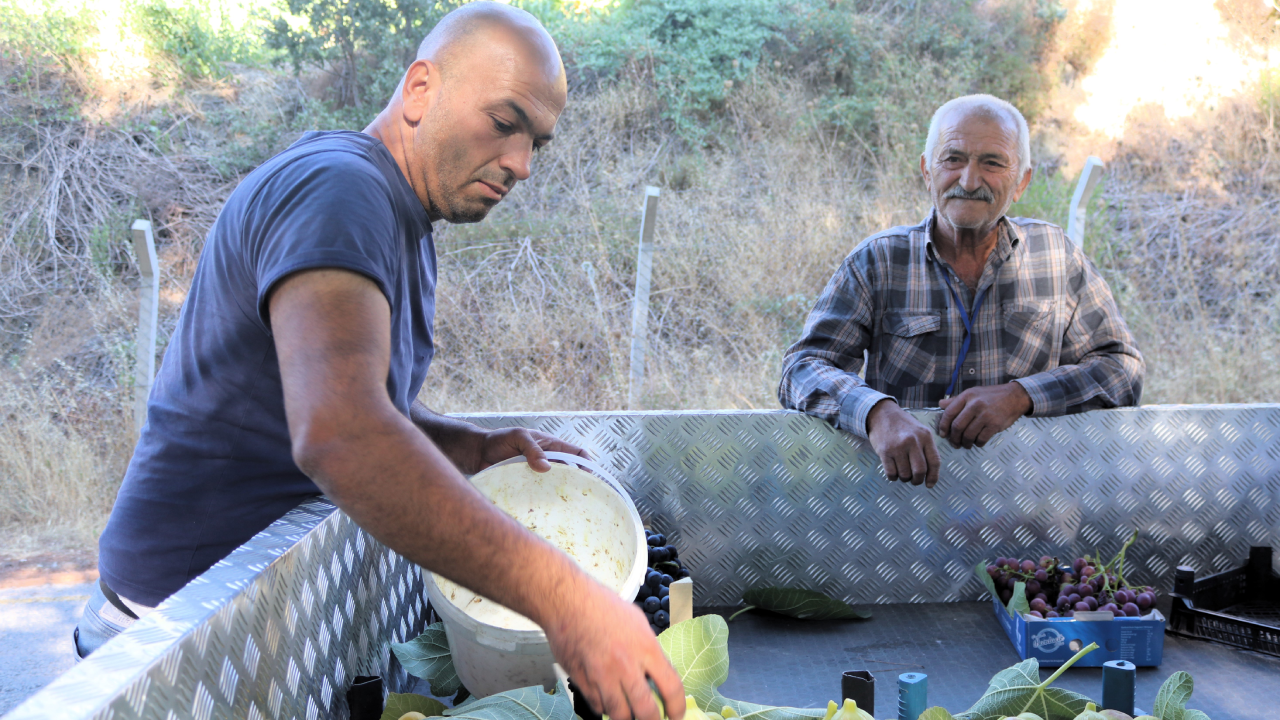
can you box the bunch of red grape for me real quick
[986,555,1157,619]
[634,530,690,634]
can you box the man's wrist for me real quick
[865,397,900,437]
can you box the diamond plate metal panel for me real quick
[9,406,1278,719]
[5,498,427,720]
[459,407,1280,606]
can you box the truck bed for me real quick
[708,603,1278,720]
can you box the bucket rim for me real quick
[423,455,647,639]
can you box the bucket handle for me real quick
[484,451,633,503]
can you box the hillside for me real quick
[1,0,1279,557]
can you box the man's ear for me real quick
[1012,165,1033,201]
[920,154,931,192]
[400,59,439,125]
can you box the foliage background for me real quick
[1,0,1278,556]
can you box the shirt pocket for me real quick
[878,311,941,390]
[1003,301,1060,378]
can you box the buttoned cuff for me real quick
[1014,373,1063,417]
[838,387,894,440]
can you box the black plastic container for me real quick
[1166,546,1280,657]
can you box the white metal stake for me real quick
[628,186,661,410]
[1067,156,1106,247]
[132,219,159,434]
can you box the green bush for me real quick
[786,0,1065,150]
[128,0,266,79]
[266,0,461,112]
[0,0,96,72]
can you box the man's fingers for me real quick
[514,430,552,471]
[622,675,662,720]
[598,679,632,720]
[881,454,899,483]
[960,411,988,449]
[947,402,981,447]
[532,430,592,461]
[937,394,964,437]
[648,657,686,720]
[924,436,942,488]
[908,441,928,486]
[973,422,998,448]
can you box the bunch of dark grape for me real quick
[634,529,690,634]
[985,555,1157,619]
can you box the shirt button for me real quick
[967,367,976,375]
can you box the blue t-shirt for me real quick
[99,131,436,606]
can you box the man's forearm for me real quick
[301,405,584,633]
[780,356,891,439]
[1014,350,1143,417]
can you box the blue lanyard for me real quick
[941,271,988,398]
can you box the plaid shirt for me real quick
[778,213,1144,439]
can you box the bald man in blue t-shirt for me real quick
[82,5,685,720]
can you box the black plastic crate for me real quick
[1166,546,1280,657]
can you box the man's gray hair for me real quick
[923,94,1030,174]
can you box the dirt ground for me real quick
[0,550,98,590]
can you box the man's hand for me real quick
[545,577,685,720]
[473,427,589,474]
[409,404,589,475]
[937,382,1032,449]
[866,399,941,488]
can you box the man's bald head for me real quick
[416,1,565,90]
[364,1,569,224]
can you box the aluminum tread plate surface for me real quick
[4,498,428,720]
[458,407,1280,606]
[9,406,1278,719]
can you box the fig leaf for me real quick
[658,615,825,720]
[730,588,871,621]
[954,643,1099,720]
[392,622,462,697]
[444,680,574,720]
[919,709,958,720]
[1151,672,1210,720]
[381,694,447,720]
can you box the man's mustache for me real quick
[943,185,994,203]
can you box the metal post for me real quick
[132,219,159,434]
[1067,156,1106,247]
[628,186,660,409]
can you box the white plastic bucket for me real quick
[422,452,646,697]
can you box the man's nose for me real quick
[959,160,983,190]
[501,143,533,182]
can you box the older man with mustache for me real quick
[779,94,1143,489]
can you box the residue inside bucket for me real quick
[433,462,636,632]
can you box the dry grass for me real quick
[1093,97,1280,403]
[3,8,1280,558]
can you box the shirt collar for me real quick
[922,209,1022,263]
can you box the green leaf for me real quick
[954,643,1099,720]
[391,622,462,697]
[381,693,448,720]
[1008,581,1032,618]
[918,709,957,720]
[1151,672,1195,720]
[444,681,574,720]
[1182,711,1211,720]
[977,561,999,599]
[735,588,871,621]
[975,561,1029,618]
[657,615,825,720]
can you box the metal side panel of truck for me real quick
[8,407,1279,720]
